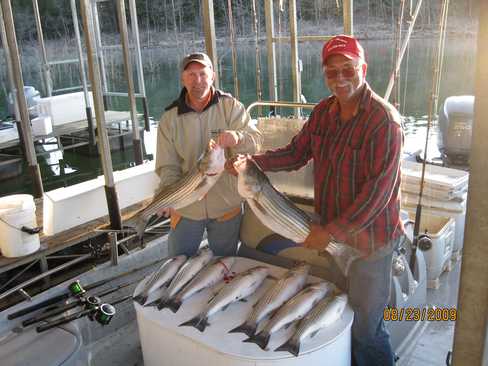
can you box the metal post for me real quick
[91,1,109,110]
[109,232,118,266]
[115,0,143,165]
[128,0,150,131]
[343,0,353,35]
[80,0,122,230]
[202,0,219,89]
[451,2,488,363]
[1,0,43,198]
[264,0,277,104]
[288,0,301,113]
[0,5,19,121]
[70,0,95,148]
[32,0,52,97]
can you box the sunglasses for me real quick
[324,64,360,79]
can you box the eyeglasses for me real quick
[324,64,360,79]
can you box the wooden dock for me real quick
[0,110,132,150]
[0,196,146,275]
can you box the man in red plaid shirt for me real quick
[241,35,406,365]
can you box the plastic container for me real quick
[0,194,40,257]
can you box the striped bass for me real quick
[229,263,310,336]
[166,256,236,313]
[133,255,187,305]
[152,247,214,310]
[235,157,361,275]
[179,266,269,332]
[127,142,225,238]
[243,281,334,350]
[275,293,348,356]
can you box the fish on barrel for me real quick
[229,263,310,337]
[234,157,361,276]
[166,256,236,313]
[275,293,348,356]
[133,255,187,305]
[125,141,226,239]
[179,266,269,332]
[150,247,214,309]
[243,281,335,350]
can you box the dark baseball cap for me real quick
[180,52,213,72]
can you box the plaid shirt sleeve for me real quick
[252,115,315,172]
[324,120,403,243]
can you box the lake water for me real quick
[0,36,477,195]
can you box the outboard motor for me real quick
[7,86,41,119]
[437,95,474,165]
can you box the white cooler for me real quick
[134,257,354,366]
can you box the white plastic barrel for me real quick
[0,194,40,257]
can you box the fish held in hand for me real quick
[234,157,360,275]
[127,142,225,239]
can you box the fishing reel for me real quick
[84,296,116,325]
[417,233,433,251]
[68,280,87,298]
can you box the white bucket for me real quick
[0,194,40,257]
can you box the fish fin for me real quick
[243,331,270,350]
[156,299,171,311]
[310,329,320,338]
[167,299,182,313]
[179,315,209,332]
[238,298,248,303]
[133,294,147,305]
[228,322,257,336]
[275,338,300,357]
[144,298,160,307]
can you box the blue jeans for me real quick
[167,213,242,257]
[347,237,402,366]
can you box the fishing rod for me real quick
[7,257,162,320]
[36,294,132,333]
[21,277,140,327]
[409,0,450,272]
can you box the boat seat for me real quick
[0,323,84,366]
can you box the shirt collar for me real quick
[165,86,221,115]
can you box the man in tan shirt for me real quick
[156,52,261,257]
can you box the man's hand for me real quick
[157,208,175,218]
[225,156,239,176]
[217,130,240,148]
[303,223,332,251]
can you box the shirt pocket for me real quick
[310,134,325,161]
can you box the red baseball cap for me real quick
[322,35,366,65]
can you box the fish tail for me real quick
[179,315,209,332]
[275,337,300,357]
[243,331,270,350]
[167,299,182,313]
[133,294,147,305]
[228,322,257,336]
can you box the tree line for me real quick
[9,0,477,43]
